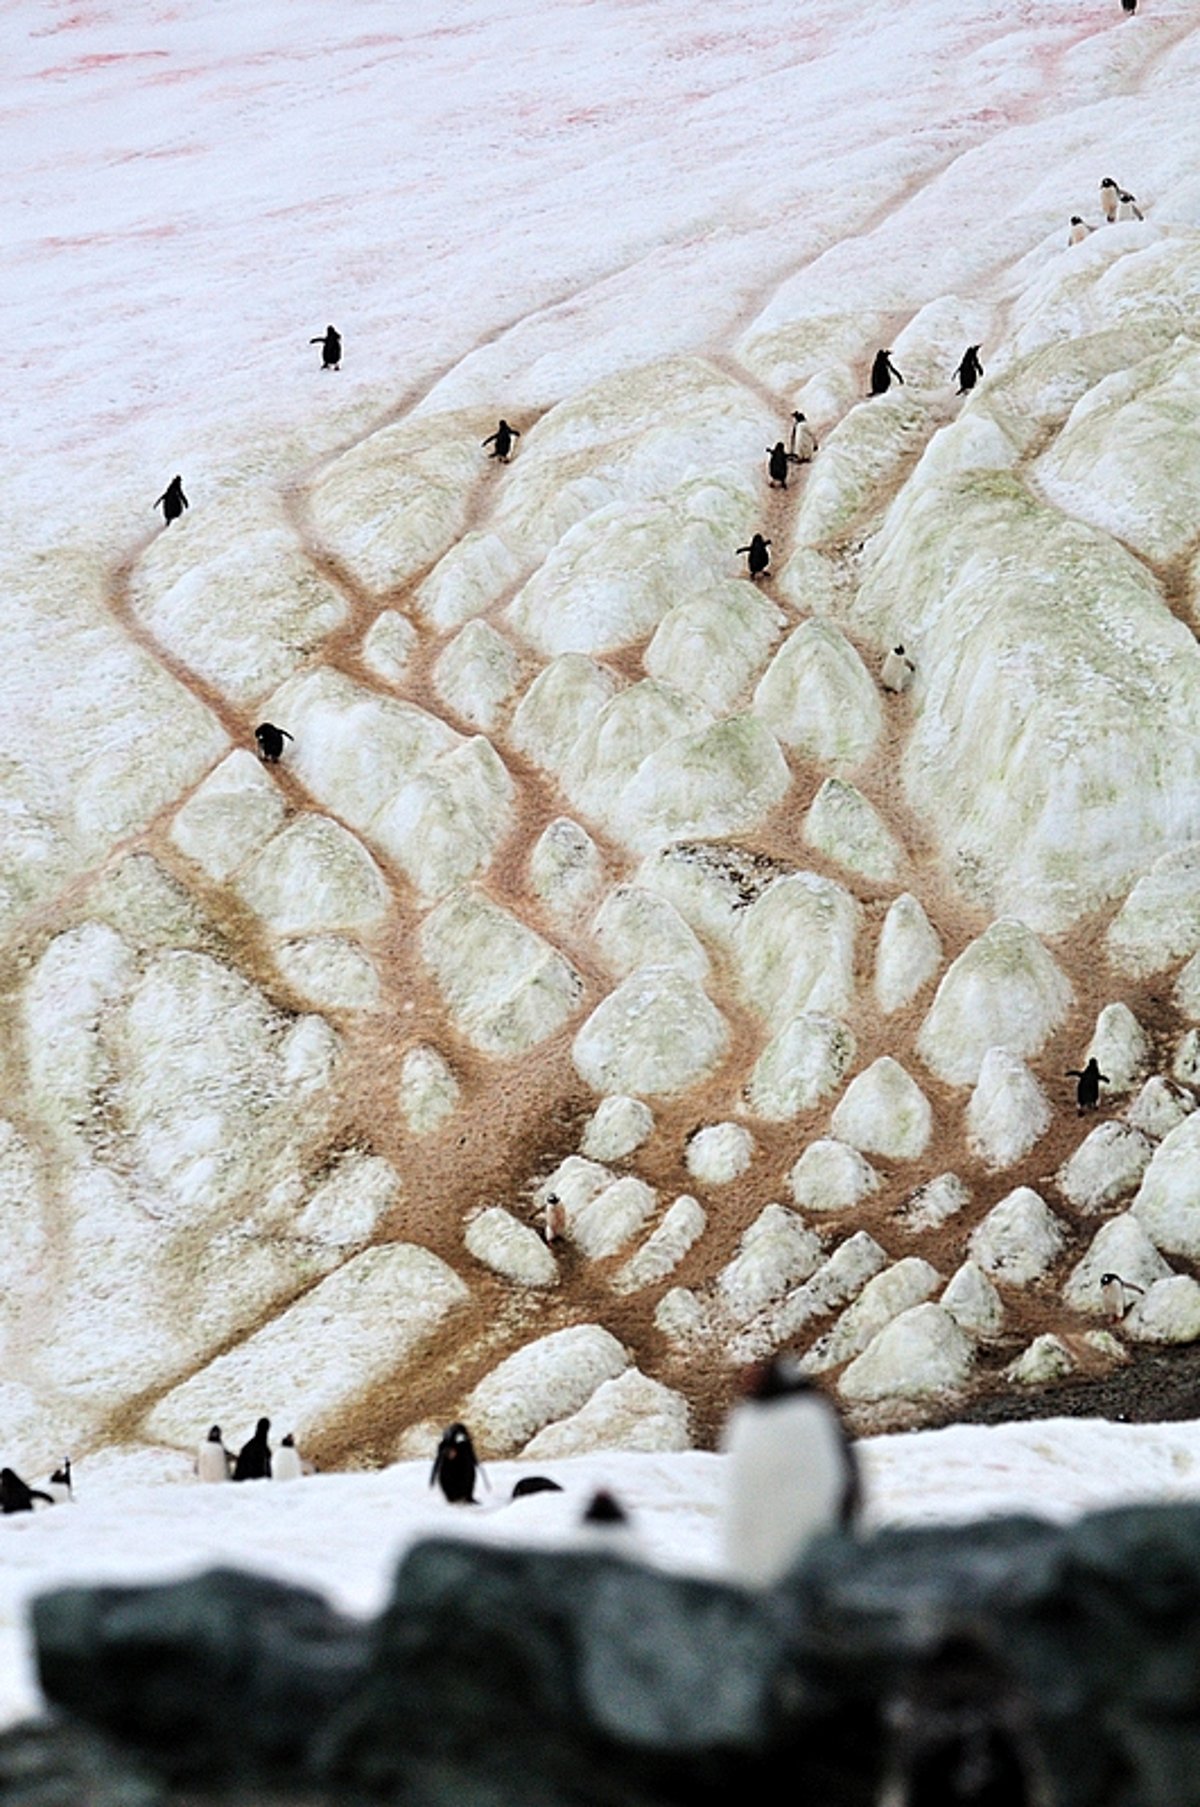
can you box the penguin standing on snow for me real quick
[1117,189,1144,221]
[154,476,188,525]
[45,1459,73,1505]
[954,345,984,394]
[232,1418,272,1481]
[789,410,818,462]
[196,1426,231,1483]
[272,1433,305,1482]
[310,326,342,370]
[1066,1057,1109,1113]
[721,1356,860,1588]
[0,1468,53,1513]
[431,1422,481,1504]
[1069,216,1094,245]
[1100,1272,1144,1321]
[881,644,916,693]
[482,420,520,463]
[254,722,294,765]
[869,349,905,395]
[1100,177,1121,223]
[737,534,771,578]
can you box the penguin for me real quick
[232,1417,272,1481]
[511,1475,564,1499]
[44,1459,73,1505]
[1116,189,1144,221]
[0,1468,53,1513]
[154,475,188,525]
[881,644,916,694]
[953,345,984,394]
[431,1422,481,1504]
[789,410,817,462]
[272,1432,304,1482]
[766,441,796,488]
[196,1425,231,1483]
[737,534,771,579]
[482,420,520,462]
[720,1355,860,1588]
[1099,1272,1144,1321]
[1066,1057,1109,1113]
[582,1489,628,1527]
[254,722,294,765]
[544,1193,567,1245]
[870,349,904,395]
[1100,177,1121,223]
[1069,216,1094,245]
[1121,0,1137,14]
[310,326,341,370]
[885,1631,1043,1807]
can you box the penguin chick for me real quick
[254,722,294,765]
[44,1459,73,1505]
[196,1425,231,1484]
[482,420,520,462]
[232,1418,272,1482]
[272,1432,305,1482]
[1100,177,1121,222]
[154,475,188,525]
[1099,1272,1145,1321]
[310,326,341,370]
[511,1475,564,1499]
[0,1469,53,1514]
[1066,1057,1108,1113]
[870,349,904,395]
[1116,189,1144,221]
[736,534,771,578]
[1069,216,1094,245]
[721,1356,859,1588]
[431,1422,481,1504]
[881,644,916,694]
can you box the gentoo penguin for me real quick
[721,1356,859,1588]
[232,1418,272,1482]
[272,1432,304,1482]
[885,1631,1042,1807]
[789,410,817,462]
[1121,0,1137,15]
[482,420,520,462]
[954,345,984,394]
[582,1489,629,1527]
[1100,1272,1144,1321]
[0,1468,53,1514]
[1100,177,1121,223]
[766,441,794,488]
[310,326,341,370]
[44,1459,73,1505]
[737,534,771,579]
[544,1193,567,1245]
[1066,1057,1109,1113]
[881,644,916,694]
[1069,216,1094,245]
[1116,189,1144,221]
[196,1425,231,1483]
[154,475,188,525]
[431,1422,481,1504]
[254,722,293,765]
[869,349,904,395]
[511,1474,564,1499]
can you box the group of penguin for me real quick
[1069,173,1145,244]
[196,1419,309,1483]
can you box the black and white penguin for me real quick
[737,534,771,578]
[482,420,520,462]
[954,345,984,394]
[885,1631,1043,1807]
[272,1432,305,1482]
[511,1474,564,1500]
[870,349,905,395]
[720,1356,860,1588]
[1121,0,1137,15]
[0,1468,53,1514]
[1069,216,1094,245]
[789,410,817,462]
[766,441,794,488]
[254,722,293,765]
[881,644,916,694]
[232,1418,272,1482]
[310,326,341,370]
[154,475,188,525]
[196,1425,231,1484]
[45,1459,73,1505]
[544,1192,567,1245]
[1066,1057,1109,1113]
[1099,1272,1144,1321]
[1100,177,1121,222]
[431,1422,481,1504]
[1116,189,1144,221]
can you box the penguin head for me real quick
[444,1421,474,1453]
[793,411,806,422]
[894,644,906,655]
[282,1433,295,1448]
[1100,177,1118,190]
[256,1417,271,1439]
[1070,215,1084,225]
[742,1354,817,1402]
[207,1425,223,1443]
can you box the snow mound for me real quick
[1124,1276,1200,1346]
[1126,1077,1194,1142]
[715,1206,823,1322]
[237,815,390,936]
[746,1013,856,1121]
[645,583,782,715]
[581,1096,654,1164]
[1087,1002,1148,1094]
[421,890,582,1056]
[789,1139,881,1213]
[840,1303,974,1403]
[1008,1335,1074,1386]
[433,620,523,732]
[916,919,1073,1086]
[874,893,943,1016]
[969,1188,1064,1286]
[1057,1122,1154,1214]
[685,1122,754,1186]
[591,885,709,982]
[941,1262,1004,1338]
[898,1172,971,1233]
[572,966,728,1096]
[415,530,523,634]
[752,620,881,771]
[465,1208,559,1287]
[170,750,286,883]
[1108,845,1200,976]
[529,818,604,924]
[274,937,380,1011]
[1063,1214,1172,1313]
[464,1325,630,1454]
[570,1175,657,1259]
[522,1369,690,1457]
[734,873,860,1029]
[510,653,617,774]
[610,1196,706,1296]
[1131,1112,1200,1258]
[398,1045,460,1137]
[803,1258,941,1375]
[361,610,417,685]
[804,779,902,884]
[966,1048,1052,1171]
[734,1231,889,1362]
[830,1057,932,1161]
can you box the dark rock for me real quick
[0,1718,164,1806]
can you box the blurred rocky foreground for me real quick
[11,1501,1200,1804]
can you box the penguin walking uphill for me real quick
[869,349,905,396]
[431,1422,483,1505]
[737,534,771,579]
[154,475,188,526]
[482,420,520,463]
[1066,1056,1109,1114]
[721,1355,860,1588]
[953,345,984,394]
[310,326,342,370]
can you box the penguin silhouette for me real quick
[870,349,904,395]
[254,723,294,765]
[766,441,795,488]
[232,1418,272,1481]
[511,1475,564,1499]
[482,420,520,462]
[196,1425,231,1483]
[737,534,771,578]
[310,326,341,370]
[1121,0,1137,14]
[431,1422,481,1503]
[0,1468,53,1513]
[954,345,983,394]
[154,476,188,525]
[1066,1057,1109,1113]
[45,1459,73,1505]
